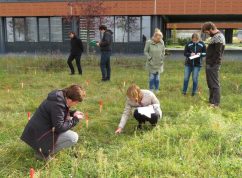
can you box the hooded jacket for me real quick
[184,41,206,67]
[99,30,113,52]
[20,90,79,156]
[144,39,165,73]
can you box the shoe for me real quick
[191,93,195,96]
[209,104,219,109]
[70,73,75,75]
[183,92,186,96]
[137,124,143,130]
[79,73,82,75]
[101,78,108,82]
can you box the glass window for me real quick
[50,17,63,42]
[115,16,128,42]
[14,18,25,41]
[26,17,37,42]
[39,18,49,41]
[129,17,141,42]
[6,18,14,42]
[79,17,87,42]
[142,16,151,40]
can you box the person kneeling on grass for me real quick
[115,84,162,134]
[21,84,86,161]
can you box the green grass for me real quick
[0,55,241,177]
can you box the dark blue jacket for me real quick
[21,90,79,156]
[100,30,113,52]
[184,41,206,67]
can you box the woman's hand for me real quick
[115,127,122,134]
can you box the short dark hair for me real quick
[202,22,217,33]
[63,84,85,102]
[99,25,107,31]
[68,31,76,36]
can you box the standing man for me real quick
[96,25,113,81]
[202,22,226,107]
[67,32,84,75]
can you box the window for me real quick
[14,18,25,41]
[50,17,63,42]
[129,17,141,42]
[142,16,151,40]
[115,16,128,42]
[39,18,49,41]
[26,17,37,42]
[6,18,14,42]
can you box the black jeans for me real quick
[100,51,111,80]
[206,64,221,106]
[67,54,82,74]
[133,109,159,126]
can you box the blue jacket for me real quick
[184,41,206,67]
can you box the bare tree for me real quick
[65,0,107,55]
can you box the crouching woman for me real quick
[115,84,162,134]
[21,84,86,160]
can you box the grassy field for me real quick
[0,55,241,178]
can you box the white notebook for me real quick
[189,54,200,60]
[137,105,155,118]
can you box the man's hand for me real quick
[115,127,122,134]
[96,42,100,47]
[191,53,195,56]
[74,112,84,120]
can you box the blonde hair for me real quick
[153,28,163,39]
[126,84,143,103]
[192,33,200,41]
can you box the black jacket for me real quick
[206,31,225,65]
[70,36,84,55]
[21,90,79,156]
[100,30,113,52]
[184,41,206,67]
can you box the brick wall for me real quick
[0,0,242,16]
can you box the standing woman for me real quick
[182,33,206,96]
[144,28,165,93]
[67,32,84,75]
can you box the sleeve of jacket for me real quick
[214,42,224,60]
[144,41,152,60]
[50,102,79,133]
[161,40,165,60]
[99,33,111,47]
[151,92,162,118]
[184,43,191,58]
[201,42,206,57]
[79,39,84,52]
[118,100,132,129]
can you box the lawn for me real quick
[0,55,241,177]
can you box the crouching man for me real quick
[21,84,86,161]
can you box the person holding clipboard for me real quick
[182,33,206,96]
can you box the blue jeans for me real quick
[182,65,201,94]
[149,72,160,90]
[100,51,111,80]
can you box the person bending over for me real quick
[115,84,162,134]
[21,84,86,160]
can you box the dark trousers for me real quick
[133,109,159,126]
[100,51,111,80]
[67,54,82,74]
[206,64,221,106]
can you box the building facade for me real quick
[0,0,242,54]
